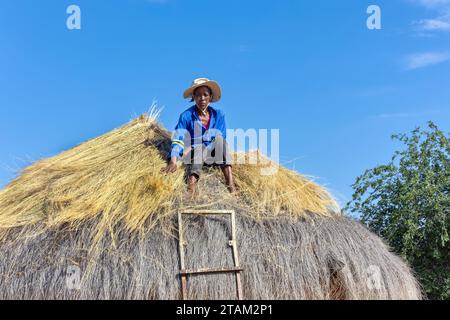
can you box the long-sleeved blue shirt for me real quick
[169,105,227,160]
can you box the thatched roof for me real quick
[0,112,422,299]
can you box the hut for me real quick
[0,111,422,299]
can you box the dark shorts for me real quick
[183,135,232,179]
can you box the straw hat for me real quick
[183,78,222,102]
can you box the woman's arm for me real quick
[216,109,227,140]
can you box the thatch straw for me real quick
[0,204,422,299]
[0,111,422,299]
[0,111,338,246]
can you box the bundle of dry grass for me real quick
[0,111,422,299]
[0,110,338,245]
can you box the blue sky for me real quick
[1,0,449,208]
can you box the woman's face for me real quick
[193,86,212,110]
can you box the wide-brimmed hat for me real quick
[183,78,222,102]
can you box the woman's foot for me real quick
[227,183,237,194]
[187,174,198,196]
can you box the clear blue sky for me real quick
[1,0,449,207]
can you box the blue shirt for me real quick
[169,105,227,160]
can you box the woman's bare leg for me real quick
[221,165,236,194]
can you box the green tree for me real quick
[346,122,449,300]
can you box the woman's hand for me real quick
[161,157,178,174]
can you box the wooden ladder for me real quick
[177,209,244,300]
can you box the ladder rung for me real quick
[179,210,235,215]
[180,267,243,276]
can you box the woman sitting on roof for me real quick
[161,78,237,195]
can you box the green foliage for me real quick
[346,122,450,300]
